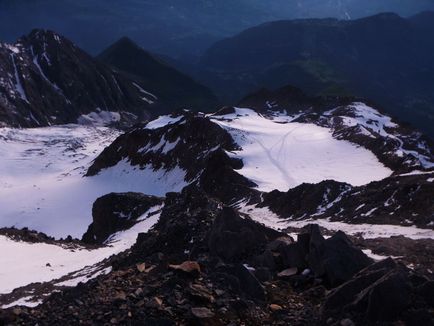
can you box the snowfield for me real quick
[212,108,392,192]
[0,125,186,238]
[0,205,162,298]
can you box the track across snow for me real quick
[212,108,393,192]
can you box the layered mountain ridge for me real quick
[0,29,151,127]
[0,29,218,128]
[195,11,434,138]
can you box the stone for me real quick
[277,267,298,278]
[169,261,201,276]
[269,304,283,312]
[340,318,355,326]
[191,307,215,319]
[146,297,163,309]
[308,229,372,287]
[235,264,266,301]
[136,263,146,273]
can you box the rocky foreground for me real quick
[1,186,432,326]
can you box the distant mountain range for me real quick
[0,0,433,58]
[0,30,218,128]
[194,12,434,138]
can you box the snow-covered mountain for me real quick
[0,88,433,324]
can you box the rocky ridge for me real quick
[2,186,432,325]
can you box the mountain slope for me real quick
[200,12,434,138]
[98,37,220,113]
[0,29,157,127]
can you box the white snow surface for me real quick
[145,115,184,130]
[0,125,186,238]
[329,103,434,169]
[238,203,434,240]
[132,82,157,104]
[0,206,162,296]
[212,108,392,192]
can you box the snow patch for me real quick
[133,82,157,104]
[77,110,121,126]
[145,115,184,130]
[10,54,29,103]
[238,203,434,240]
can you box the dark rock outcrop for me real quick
[263,173,434,229]
[260,180,351,219]
[276,225,372,288]
[208,207,283,262]
[86,113,260,205]
[323,258,434,325]
[82,192,163,244]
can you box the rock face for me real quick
[276,225,372,287]
[263,172,434,228]
[82,192,163,244]
[0,29,155,127]
[261,180,351,218]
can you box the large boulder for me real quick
[308,229,373,287]
[323,258,434,324]
[276,225,372,287]
[82,192,163,244]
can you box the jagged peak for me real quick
[25,29,68,44]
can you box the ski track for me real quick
[212,108,393,192]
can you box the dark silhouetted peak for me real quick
[98,38,220,112]
[99,36,153,62]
